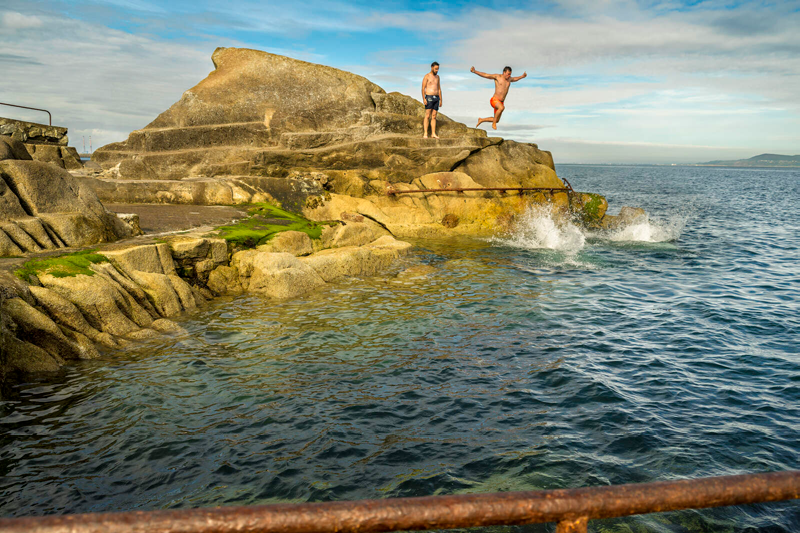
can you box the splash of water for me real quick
[494,205,585,252]
[604,213,687,243]
[494,205,688,252]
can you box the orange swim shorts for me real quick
[490,96,503,110]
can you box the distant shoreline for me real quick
[556,163,800,169]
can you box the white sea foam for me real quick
[494,205,687,252]
[494,205,586,252]
[604,213,687,243]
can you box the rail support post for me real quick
[556,516,588,533]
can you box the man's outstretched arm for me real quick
[470,67,496,79]
[510,72,528,82]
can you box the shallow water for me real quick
[1,165,798,531]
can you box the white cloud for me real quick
[1,0,797,162]
[0,16,213,149]
[1,12,44,30]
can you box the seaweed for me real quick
[15,250,109,281]
[215,203,325,248]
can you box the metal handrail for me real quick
[0,470,796,533]
[388,186,571,196]
[0,102,52,126]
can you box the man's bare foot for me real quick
[423,134,428,138]
[476,120,482,127]
[492,123,497,130]
[432,133,439,139]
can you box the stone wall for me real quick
[0,119,82,169]
[0,118,68,146]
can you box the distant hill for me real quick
[699,153,800,167]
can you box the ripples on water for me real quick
[1,166,798,531]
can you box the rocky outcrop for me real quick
[1,221,413,390]
[90,48,568,223]
[0,135,135,255]
[0,118,83,169]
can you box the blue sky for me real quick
[1,0,798,163]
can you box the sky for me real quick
[1,0,798,164]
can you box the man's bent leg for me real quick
[423,109,431,138]
[492,104,505,130]
[431,110,439,138]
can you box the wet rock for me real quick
[28,286,107,344]
[441,214,459,228]
[2,297,83,361]
[3,336,61,373]
[59,328,100,359]
[206,265,243,296]
[397,264,437,279]
[151,318,187,334]
[125,270,184,317]
[302,235,412,283]
[233,251,325,299]
[125,328,161,341]
[39,273,141,337]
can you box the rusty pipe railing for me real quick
[0,102,52,125]
[388,186,571,196]
[0,471,796,533]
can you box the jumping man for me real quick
[422,62,442,138]
[470,66,527,130]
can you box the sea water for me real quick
[1,165,798,532]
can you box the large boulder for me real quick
[150,47,383,132]
[0,138,132,252]
[85,48,608,234]
[0,160,106,218]
[232,251,326,299]
[90,49,563,214]
[454,140,561,188]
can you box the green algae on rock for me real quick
[215,203,327,248]
[15,250,109,282]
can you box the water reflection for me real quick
[2,167,799,532]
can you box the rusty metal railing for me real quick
[387,186,571,196]
[0,471,796,533]
[387,176,575,197]
[0,102,52,125]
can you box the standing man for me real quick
[470,66,527,130]
[422,62,442,139]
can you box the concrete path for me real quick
[104,204,247,235]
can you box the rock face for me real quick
[91,47,565,221]
[0,118,68,146]
[1,229,413,389]
[0,135,134,254]
[0,118,83,169]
